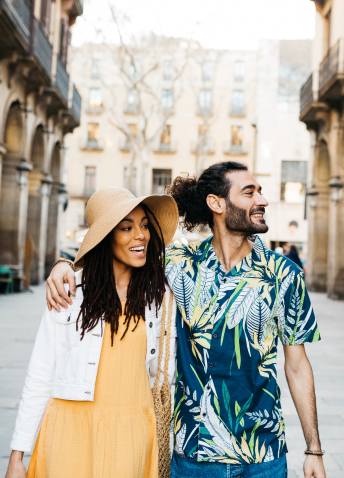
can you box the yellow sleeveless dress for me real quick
[27,310,158,478]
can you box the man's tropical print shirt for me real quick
[165,235,320,465]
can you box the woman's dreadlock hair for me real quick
[77,204,166,345]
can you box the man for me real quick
[46,162,326,478]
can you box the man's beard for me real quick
[225,200,269,235]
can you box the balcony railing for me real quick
[0,0,31,44]
[54,55,69,103]
[154,141,177,153]
[319,39,343,93]
[71,85,81,122]
[300,73,316,114]
[230,105,246,116]
[32,18,52,77]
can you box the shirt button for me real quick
[213,334,218,339]
[149,322,153,328]
[151,349,156,354]
[218,306,221,311]
[223,278,227,283]
[207,385,211,390]
[203,412,206,417]
[67,316,70,322]
[209,363,213,368]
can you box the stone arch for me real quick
[0,102,25,265]
[45,142,62,277]
[307,139,330,292]
[26,125,46,284]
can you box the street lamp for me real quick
[329,176,344,202]
[40,174,53,196]
[16,158,32,186]
[58,183,69,211]
[306,185,319,208]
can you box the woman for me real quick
[6,186,179,478]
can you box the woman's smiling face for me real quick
[112,205,150,268]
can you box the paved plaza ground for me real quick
[0,283,343,477]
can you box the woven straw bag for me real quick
[152,291,174,478]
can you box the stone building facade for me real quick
[300,0,344,299]
[0,0,83,285]
[62,40,311,255]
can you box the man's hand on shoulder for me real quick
[46,262,76,312]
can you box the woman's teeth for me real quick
[130,246,144,251]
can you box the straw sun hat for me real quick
[74,187,179,268]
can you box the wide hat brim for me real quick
[74,193,179,268]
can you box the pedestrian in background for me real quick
[285,244,304,270]
[6,187,178,478]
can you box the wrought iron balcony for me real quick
[319,39,344,102]
[31,18,53,77]
[0,0,31,46]
[54,55,69,104]
[71,85,81,122]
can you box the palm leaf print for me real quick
[244,295,271,346]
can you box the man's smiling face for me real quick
[224,170,269,235]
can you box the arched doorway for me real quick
[307,140,330,292]
[45,142,62,278]
[0,102,25,265]
[26,125,46,284]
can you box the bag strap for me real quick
[154,295,167,388]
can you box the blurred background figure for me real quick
[285,244,303,270]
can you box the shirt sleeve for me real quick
[277,269,321,346]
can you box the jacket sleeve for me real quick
[10,306,57,453]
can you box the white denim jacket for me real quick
[11,270,177,453]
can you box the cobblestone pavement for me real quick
[0,285,343,477]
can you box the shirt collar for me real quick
[192,234,270,272]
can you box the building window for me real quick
[231,126,243,150]
[124,123,137,149]
[199,89,212,114]
[159,125,171,150]
[202,60,213,81]
[87,123,99,148]
[129,60,141,80]
[91,60,100,79]
[280,161,307,203]
[234,60,245,82]
[126,89,137,113]
[123,167,137,195]
[59,17,70,66]
[84,167,96,196]
[197,124,210,151]
[232,90,245,115]
[88,88,102,108]
[163,60,173,80]
[161,89,173,110]
[40,0,51,36]
[152,169,172,194]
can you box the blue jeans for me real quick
[171,451,288,478]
